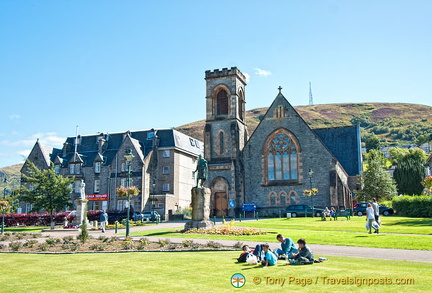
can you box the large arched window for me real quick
[264,129,300,184]
[216,90,228,115]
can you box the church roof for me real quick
[313,125,363,176]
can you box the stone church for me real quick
[203,67,362,217]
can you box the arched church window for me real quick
[216,90,228,115]
[269,192,277,206]
[280,192,287,206]
[219,131,224,155]
[238,91,244,120]
[265,129,299,183]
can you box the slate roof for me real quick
[58,129,203,168]
[313,124,362,176]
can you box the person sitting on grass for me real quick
[237,245,254,262]
[274,234,298,259]
[261,244,278,267]
[288,238,314,265]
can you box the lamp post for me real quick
[124,149,135,237]
[2,177,8,234]
[308,169,314,218]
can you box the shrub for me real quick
[121,239,135,250]
[392,195,432,217]
[9,241,23,251]
[89,243,107,251]
[45,238,57,246]
[24,240,38,248]
[63,235,74,244]
[158,239,171,247]
[38,243,49,251]
[206,241,222,248]
[182,239,194,248]
[233,241,243,249]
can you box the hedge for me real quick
[392,195,432,217]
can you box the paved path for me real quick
[34,221,432,263]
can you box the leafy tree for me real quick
[415,133,431,146]
[356,150,397,201]
[19,160,74,229]
[393,149,427,195]
[365,135,381,152]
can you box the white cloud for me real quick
[9,114,21,120]
[1,132,65,148]
[18,149,31,158]
[253,68,272,76]
[243,72,251,83]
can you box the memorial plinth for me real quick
[184,187,213,230]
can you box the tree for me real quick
[393,149,427,195]
[19,161,74,229]
[365,135,381,152]
[356,150,397,201]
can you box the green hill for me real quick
[176,102,432,146]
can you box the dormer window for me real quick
[95,162,101,174]
[69,163,81,175]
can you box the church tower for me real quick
[204,67,247,217]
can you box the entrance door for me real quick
[214,192,228,216]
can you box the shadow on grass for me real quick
[139,231,182,237]
[385,218,432,227]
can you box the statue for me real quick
[193,155,208,187]
[79,180,86,200]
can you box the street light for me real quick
[124,149,135,237]
[308,169,314,218]
[2,176,8,234]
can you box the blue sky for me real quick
[1,0,431,168]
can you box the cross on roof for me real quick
[278,86,282,94]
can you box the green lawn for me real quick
[131,217,432,250]
[3,226,49,233]
[1,251,430,292]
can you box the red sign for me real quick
[86,194,109,201]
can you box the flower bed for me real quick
[184,226,266,236]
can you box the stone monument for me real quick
[184,156,213,230]
[72,179,89,226]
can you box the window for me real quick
[120,162,126,172]
[74,181,81,193]
[280,192,287,206]
[147,132,155,140]
[265,129,299,183]
[270,193,277,206]
[94,179,100,193]
[120,178,126,187]
[163,150,170,158]
[216,90,228,115]
[162,167,169,175]
[95,162,101,173]
[219,131,224,155]
[162,184,170,192]
[69,164,75,175]
[54,165,60,174]
[75,164,80,174]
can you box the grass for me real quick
[3,226,48,233]
[131,217,432,250]
[0,251,430,292]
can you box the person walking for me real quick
[372,198,380,233]
[366,203,377,234]
[100,210,108,233]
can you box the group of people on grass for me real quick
[238,234,324,267]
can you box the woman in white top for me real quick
[366,203,377,234]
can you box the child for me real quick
[237,245,254,262]
[261,244,278,267]
[274,234,298,259]
[289,238,314,265]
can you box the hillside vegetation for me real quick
[176,103,432,146]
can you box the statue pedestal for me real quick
[184,187,213,230]
[72,198,89,226]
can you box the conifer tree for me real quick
[393,150,427,195]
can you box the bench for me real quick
[321,209,352,221]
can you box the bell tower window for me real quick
[216,90,228,115]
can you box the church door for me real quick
[214,192,228,216]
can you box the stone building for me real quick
[204,67,362,217]
[21,129,203,219]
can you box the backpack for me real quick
[237,252,249,263]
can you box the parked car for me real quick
[133,211,161,221]
[353,202,394,216]
[285,204,324,218]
